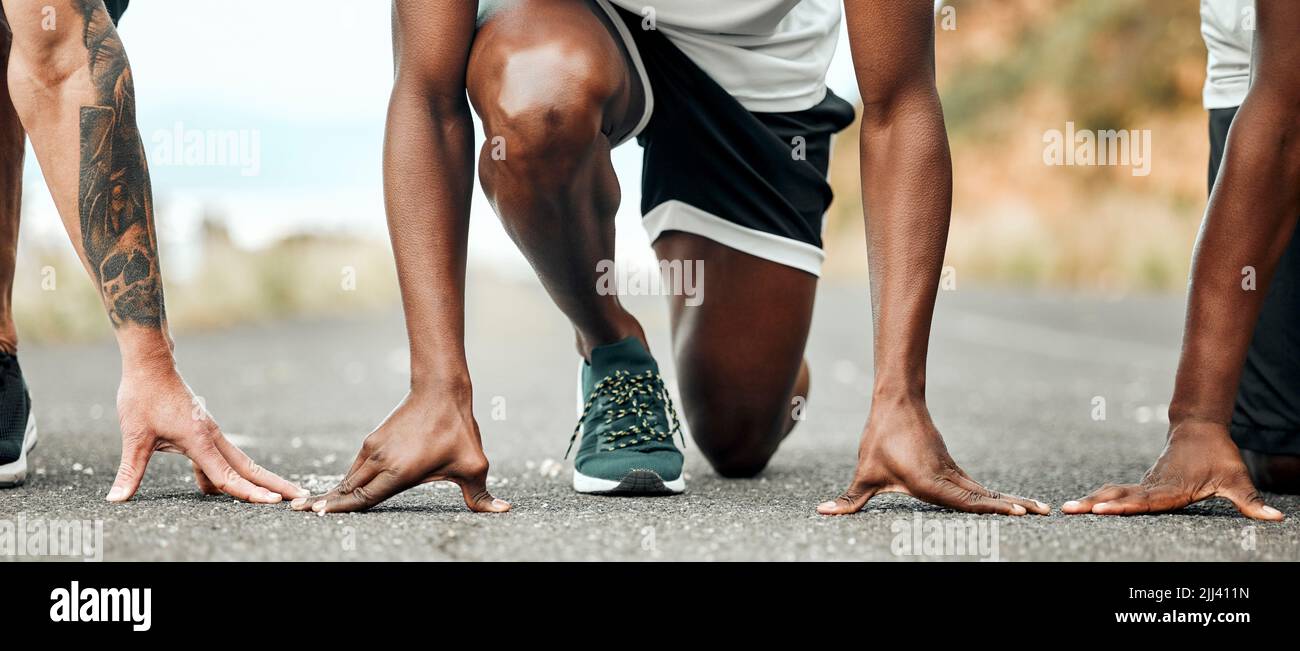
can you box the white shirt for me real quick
[606,0,842,113]
[1200,0,1254,109]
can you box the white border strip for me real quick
[594,0,654,146]
[642,200,825,277]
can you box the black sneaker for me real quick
[0,351,36,487]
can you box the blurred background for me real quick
[12,1,1289,563]
[13,0,1210,342]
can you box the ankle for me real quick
[574,316,646,360]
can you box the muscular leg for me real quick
[467,0,646,359]
[0,22,22,354]
[654,233,815,478]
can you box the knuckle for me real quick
[121,428,149,446]
[468,486,493,505]
[360,436,379,456]
[115,459,140,479]
[459,457,489,480]
[218,465,241,490]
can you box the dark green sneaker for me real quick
[567,338,685,495]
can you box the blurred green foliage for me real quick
[942,0,1203,136]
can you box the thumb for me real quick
[1221,474,1284,521]
[817,478,877,515]
[456,469,510,513]
[107,435,154,503]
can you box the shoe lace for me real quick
[565,369,684,458]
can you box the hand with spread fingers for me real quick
[291,389,509,515]
[818,397,1050,516]
[1064,420,1284,521]
[111,362,307,504]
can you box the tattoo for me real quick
[77,0,163,327]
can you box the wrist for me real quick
[410,372,473,403]
[117,327,177,380]
[1166,413,1232,442]
[871,372,927,406]
[1166,399,1231,434]
[408,346,471,397]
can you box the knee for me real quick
[709,453,774,480]
[468,37,618,184]
[679,389,787,479]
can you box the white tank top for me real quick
[605,0,842,113]
[1199,0,1254,110]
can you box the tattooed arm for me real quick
[1,0,304,503]
[75,2,162,329]
[294,1,509,514]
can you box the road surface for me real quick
[2,279,1296,561]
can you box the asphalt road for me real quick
[2,279,1297,561]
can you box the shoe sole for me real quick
[573,468,685,495]
[0,414,38,488]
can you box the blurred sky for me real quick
[19,0,862,278]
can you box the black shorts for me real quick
[1211,107,1300,455]
[105,0,129,25]
[603,4,855,276]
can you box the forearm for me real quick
[5,0,172,369]
[860,90,953,399]
[383,82,475,392]
[1168,0,1300,429]
[843,0,950,402]
[1169,93,1300,426]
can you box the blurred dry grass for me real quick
[824,0,1210,292]
[13,221,400,343]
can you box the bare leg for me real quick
[0,21,21,354]
[468,0,645,360]
[654,233,814,478]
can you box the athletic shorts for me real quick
[477,0,856,276]
[1210,107,1300,455]
[105,0,129,25]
